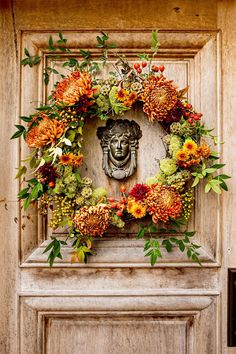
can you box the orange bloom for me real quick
[54,71,93,106]
[199,144,211,158]
[141,76,177,122]
[183,139,198,155]
[146,184,182,223]
[73,205,111,237]
[128,91,138,102]
[72,154,83,166]
[59,153,83,167]
[26,115,64,148]
[116,88,129,101]
[130,203,147,219]
[59,154,73,165]
[176,150,189,161]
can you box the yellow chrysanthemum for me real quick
[130,203,147,219]
[176,150,189,162]
[127,198,135,213]
[183,139,198,155]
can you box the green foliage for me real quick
[11,125,26,139]
[21,47,41,67]
[191,162,230,194]
[137,224,201,266]
[43,238,67,267]
[151,30,160,55]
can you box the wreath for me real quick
[12,31,230,266]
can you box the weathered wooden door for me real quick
[1,1,236,353]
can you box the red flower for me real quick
[129,183,150,201]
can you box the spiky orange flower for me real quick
[59,153,83,166]
[176,150,189,161]
[26,115,64,148]
[141,76,178,122]
[73,204,111,237]
[146,183,182,223]
[54,71,93,106]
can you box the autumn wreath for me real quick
[12,32,229,266]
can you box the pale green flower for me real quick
[160,158,178,176]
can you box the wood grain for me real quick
[0,1,19,353]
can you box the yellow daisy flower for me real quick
[183,139,198,155]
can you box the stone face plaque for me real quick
[97,119,142,180]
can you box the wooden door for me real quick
[1,1,236,353]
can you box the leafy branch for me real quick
[43,238,67,267]
[191,162,230,193]
[137,224,201,265]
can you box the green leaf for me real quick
[220,180,228,191]
[191,176,200,187]
[23,195,32,209]
[179,242,185,252]
[33,56,41,65]
[204,167,217,174]
[187,249,192,258]
[217,174,231,180]
[162,239,172,252]
[24,48,30,57]
[15,165,27,179]
[17,187,29,198]
[43,240,55,254]
[149,225,158,233]
[151,30,160,53]
[137,228,145,239]
[211,184,222,194]
[48,35,55,51]
[29,156,37,169]
[150,252,158,266]
[20,116,32,122]
[211,163,225,169]
[205,183,212,193]
[185,231,196,237]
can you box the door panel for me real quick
[2,1,233,353]
[20,30,221,269]
[20,295,216,354]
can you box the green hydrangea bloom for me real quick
[155,171,167,184]
[92,187,107,201]
[111,214,125,228]
[146,176,159,186]
[96,94,110,112]
[160,158,178,176]
[168,135,182,159]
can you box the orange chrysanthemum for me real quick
[54,71,93,106]
[26,115,64,148]
[199,144,211,158]
[176,150,189,162]
[146,184,182,223]
[73,204,111,237]
[141,76,178,122]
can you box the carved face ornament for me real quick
[97,119,142,180]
